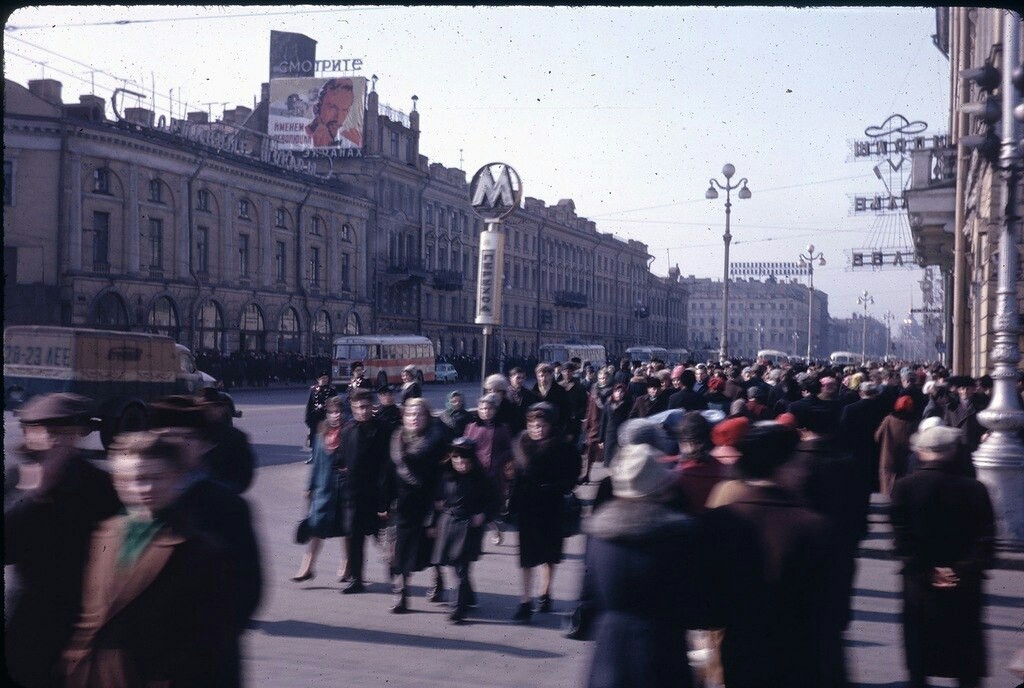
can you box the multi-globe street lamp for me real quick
[857,290,875,364]
[797,244,826,362]
[883,310,896,360]
[705,163,751,363]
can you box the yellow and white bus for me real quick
[332,335,435,388]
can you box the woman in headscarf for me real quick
[462,393,513,546]
[672,411,729,516]
[507,402,581,623]
[439,390,473,440]
[293,395,348,582]
[387,398,449,613]
[875,395,917,496]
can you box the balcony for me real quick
[433,269,463,291]
[386,258,430,281]
[904,145,957,270]
[553,290,588,309]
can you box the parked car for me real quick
[435,363,458,383]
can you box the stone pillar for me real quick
[68,154,82,271]
[222,188,234,284]
[125,164,140,274]
[327,216,338,294]
[260,198,272,287]
[177,177,190,279]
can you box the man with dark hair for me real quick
[5,394,122,688]
[532,364,571,437]
[339,388,391,594]
[944,376,985,453]
[305,371,337,463]
[506,367,538,433]
[305,77,361,148]
[668,369,707,412]
[612,358,632,386]
[560,363,589,447]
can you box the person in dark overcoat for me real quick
[943,376,986,453]
[777,407,870,687]
[293,395,347,582]
[399,365,423,405]
[439,390,474,439]
[195,389,257,494]
[584,442,699,688]
[5,394,122,688]
[387,398,449,613]
[337,388,391,594]
[698,423,835,688]
[839,381,887,494]
[304,371,338,460]
[502,368,538,435]
[561,363,591,447]
[581,367,614,483]
[671,411,729,516]
[629,377,663,419]
[890,424,995,688]
[61,431,236,688]
[430,437,500,623]
[507,402,581,623]
[374,383,402,433]
[532,363,572,437]
[600,383,631,468]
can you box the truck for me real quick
[3,326,218,447]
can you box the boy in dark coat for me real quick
[430,437,499,623]
[890,424,995,688]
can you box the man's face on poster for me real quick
[318,80,354,139]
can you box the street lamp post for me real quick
[797,244,826,362]
[857,290,874,365]
[705,163,751,363]
[883,310,896,360]
[974,11,1024,544]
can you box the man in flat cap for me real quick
[305,371,338,463]
[5,393,122,687]
[890,423,995,688]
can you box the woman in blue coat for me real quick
[292,396,348,582]
[584,442,698,688]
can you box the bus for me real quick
[756,349,791,365]
[332,335,435,388]
[666,348,691,366]
[538,343,608,367]
[829,351,861,366]
[625,346,669,365]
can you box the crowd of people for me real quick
[5,353,1024,687]
[194,349,332,389]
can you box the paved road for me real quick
[4,388,1023,686]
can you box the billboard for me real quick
[474,230,505,327]
[269,30,317,80]
[268,76,366,151]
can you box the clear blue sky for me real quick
[4,5,951,325]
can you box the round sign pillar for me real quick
[469,163,522,381]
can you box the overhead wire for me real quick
[4,6,382,31]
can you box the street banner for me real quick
[474,229,505,326]
[268,76,366,150]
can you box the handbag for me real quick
[295,518,312,545]
[561,492,583,538]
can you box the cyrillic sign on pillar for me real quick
[475,229,504,326]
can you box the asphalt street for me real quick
[4,385,1023,686]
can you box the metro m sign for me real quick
[470,163,522,222]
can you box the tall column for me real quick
[68,154,82,271]
[125,163,140,274]
[176,177,190,279]
[260,198,272,287]
[222,188,234,285]
[327,217,338,294]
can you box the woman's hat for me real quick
[910,423,962,451]
[16,392,94,426]
[526,401,559,424]
[611,443,677,498]
[894,395,914,414]
[448,436,479,457]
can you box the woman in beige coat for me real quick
[874,395,917,496]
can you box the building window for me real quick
[93,168,110,194]
[4,160,13,205]
[390,130,400,157]
[439,207,447,230]
[275,241,286,282]
[197,188,210,212]
[196,226,209,274]
[238,198,251,219]
[310,246,321,287]
[148,179,162,203]
[425,204,434,225]
[147,218,163,268]
[238,234,250,277]
[406,138,414,163]
[341,253,351,291]
[92,211,110,268]
[275,207,286,227]
[341,223,351,241]
[311,216,322,236]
